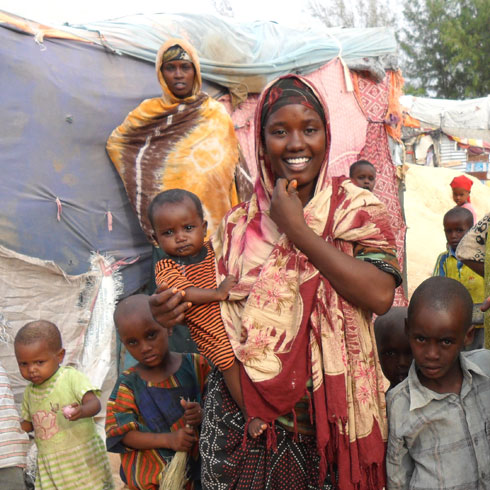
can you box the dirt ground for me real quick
[109,452,127,489]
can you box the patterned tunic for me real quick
[106,353,210,490]
[155,243,235,370]
[21,366,114,490]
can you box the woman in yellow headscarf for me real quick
[107,38,242,241]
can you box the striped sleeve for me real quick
[433,252,447,277]
[190,354,211,395]
[182,246,235,371]
[21,388,31,422]
[353,244,403,287]
[155,258,194,290]
[106,375,149,453]
[0,366,29,468]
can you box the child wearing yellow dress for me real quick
[14,320,114,489]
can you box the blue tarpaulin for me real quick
[0,11,398,294]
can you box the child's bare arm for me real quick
[222,361,268,438]
[222,361,244,410]
[122,427,196,452]
[184,275,237,305]
[21,420,33,433]
[64,391,101,421]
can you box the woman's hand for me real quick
[181,399,202,427]
[149,283,191,330]
[270,179,307,238]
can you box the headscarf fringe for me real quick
[292,408,298,442]
[242,418,251,450]
[265,421,277,451]
[306,389,314,425]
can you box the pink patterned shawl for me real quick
[212,75,398,489]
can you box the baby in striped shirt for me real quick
[149,189,267,438]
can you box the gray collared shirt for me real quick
[386,350,490,490]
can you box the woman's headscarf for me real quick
[155,38,202,105]
[106,38,239,240]
[213,75,398,489]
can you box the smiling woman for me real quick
[150,74,402,489]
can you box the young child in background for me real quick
[149,189,267,438]
[374,307,411,390]
[386,276,490,489]
[14,320,114,490]
[349,159,376,192]
[433,206,485,349]
[0,360,29,490]
[106,294,210,490]
[450,174,477,223]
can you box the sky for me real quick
[0,0,319,28]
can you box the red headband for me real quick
[450,175,473,192]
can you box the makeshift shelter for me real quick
[0,10,407,402]
[401,95,490,181]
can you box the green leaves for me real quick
[399,0,490,98]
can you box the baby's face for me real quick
[350,164,376,192]
[15,340,64,385]
[152,198,207,257]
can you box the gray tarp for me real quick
[43,13,398,100]
[1,24,159,294]
[400,94,490,141]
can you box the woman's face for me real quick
[264,104,326,205]
[161,60,195,99]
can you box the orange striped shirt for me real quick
[155,243,235,370]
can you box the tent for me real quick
[401,95,490,180]
[0,10,407,401]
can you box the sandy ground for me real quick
[403,163,490,297]
[109,452,127,489]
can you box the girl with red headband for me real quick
[450,175,477,223]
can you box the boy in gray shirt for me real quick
[387,276,490,489]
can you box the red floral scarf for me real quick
[212,75,398,489]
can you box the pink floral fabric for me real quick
[212,75,399,489]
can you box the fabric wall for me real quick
[0,25,157,294]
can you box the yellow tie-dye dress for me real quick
[106,38,240,241]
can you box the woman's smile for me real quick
[264,104,326,205]
[284,156,311,171]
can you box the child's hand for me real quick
[63,403,82,421]
[167,427,196,452]
[181,399,202,427]
[481,297,490,312]
[216,275,237,300]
